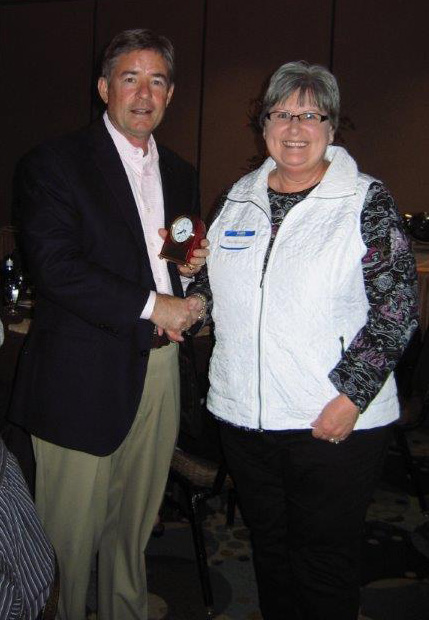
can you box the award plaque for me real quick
[159,215,206,266]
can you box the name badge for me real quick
[220,230,255,250]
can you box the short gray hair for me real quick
[260,61,340,130]
[100,28,175,85]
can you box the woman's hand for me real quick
[311,393,360,443]
[158,228,209,277]
[178,236,210,277]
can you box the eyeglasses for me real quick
[265,111,329,125]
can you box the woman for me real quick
[189,61,418,619]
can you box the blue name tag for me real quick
[224,230,255,237]
[220,230,255,250]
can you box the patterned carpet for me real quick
[86,427,429,619]
[144,428,429,620]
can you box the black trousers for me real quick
[219,422,391,620]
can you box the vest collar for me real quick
[227,145,359,208]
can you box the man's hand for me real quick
[311,393,360,443]
[156,295,206,343]
[150,293,202,334]
[158,228,209,277]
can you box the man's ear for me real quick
[166,83,175,107]
[98,77,108,104]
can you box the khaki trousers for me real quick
[33,343,180,620]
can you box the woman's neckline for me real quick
[267,159,329,194]
[267,183,319,197]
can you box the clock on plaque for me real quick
[159,215,206,266]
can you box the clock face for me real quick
[171,216,194,243]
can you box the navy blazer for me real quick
[8,119,200,455]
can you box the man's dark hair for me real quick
[101,28,174,85]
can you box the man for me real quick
[9,29,207,620]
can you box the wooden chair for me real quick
[169,447,236,618]
[173,329,236,616]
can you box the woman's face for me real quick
[263,90,334,179]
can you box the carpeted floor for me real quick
[144,428,429,620]
[86,427,429,619]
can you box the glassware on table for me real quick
[2,258,23,316]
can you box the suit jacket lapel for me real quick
[159,150,187,296]
[88,120,146,253]
[88,120,184,296]
[159,153,175,228]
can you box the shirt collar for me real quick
[103,111,159,170]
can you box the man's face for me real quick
[98,48,174,150]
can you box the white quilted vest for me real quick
[206,146,399,430]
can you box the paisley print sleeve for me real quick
[186,262,213,329]
[328,182,419,411]
[185,194,229,327]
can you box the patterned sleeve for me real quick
[186,194,230,328]
[186,263,213,330]
[328,181,419,411]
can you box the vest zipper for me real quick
[256,205,272,429]
[257,203,292,428]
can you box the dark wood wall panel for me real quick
[199,0,333,216]
[95,0,204,168]
[333,0,429,213]
[0,1,95,225]
[0,0,427,226]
